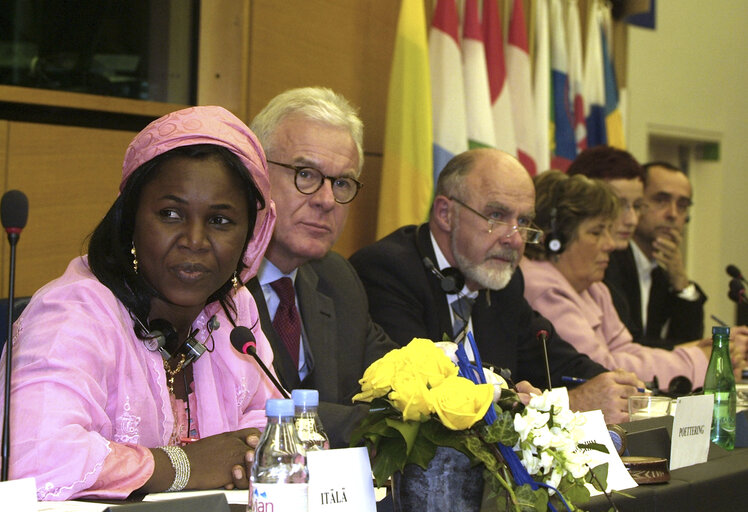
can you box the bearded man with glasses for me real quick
[351,148,645,424]
[247,87,397,448]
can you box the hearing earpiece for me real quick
[544,207,566,254]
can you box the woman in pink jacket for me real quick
[1,106,280,500]
[520,171,708,391]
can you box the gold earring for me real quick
[232,271,239,289]
[131,243,138,274]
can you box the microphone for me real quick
[230,326,289,398]
[422,257,465,294]
[1,189,28,482]
[1,190,29,242]
[536,329,553,391]
[726,264,748,285]
[729,278,746,304]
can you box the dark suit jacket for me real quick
[247,252,398,448]
[349,224,606,388]
[604,245,706,350]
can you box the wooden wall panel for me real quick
[246,0,401,255]
[0,123,135,296]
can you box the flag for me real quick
[376,0,432,239]
[601,4,625,148]
[462,0,495,149]
[566,0,587,153]
[429,0,467,182]
[549,0,576,171]
[506,0,538,175]
[483,0,516,156]
[534,0,551,172]
[582,0,607,147]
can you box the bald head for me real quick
[431,149,535,291]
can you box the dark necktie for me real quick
[451,296,475,339]
[270,277,301,369]
[647,266,669,338]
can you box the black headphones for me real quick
[415,224,465,294]
[544,207,566,255]
[143,318,209,366]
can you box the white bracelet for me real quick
[158,445,190,492]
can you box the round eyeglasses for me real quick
[267,160,363,204]
[449,196,544,244]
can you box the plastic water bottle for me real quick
[249,399,309,511]
[703,326,736,450]
[292,389,330,451]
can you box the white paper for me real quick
[669,394,714,470]
[577,410,638,494]
[144,489,247,504]
[0,477,37,512]
[307,447,376,512]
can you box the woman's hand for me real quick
[142,428,262,493]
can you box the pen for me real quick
[561,375,648,393]
[710,314,728,327]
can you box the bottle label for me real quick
[251,483,308,511]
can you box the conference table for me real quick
[586,445,748,512]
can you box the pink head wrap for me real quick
[122,106,276,282]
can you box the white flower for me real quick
[531,425,552,449]
[483,368,509,402]
[434,341,459,364]
[514,413,532,441]
[545,468,563,492]
[539,450,555,474]
[522,447,541,475]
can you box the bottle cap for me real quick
[291,389,319,407]
[265,398,295,417]
[712,326,730,336]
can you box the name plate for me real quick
[307,447,376,512]
[0,477,37,512]
[669,394,713,470]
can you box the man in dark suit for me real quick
[350,148,645,424]
[247,87,397,447]
[603,162,706,349]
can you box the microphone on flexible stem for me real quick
[1,190,29,482]
[229,326,289,398]
[536,329,553,391]
[422,257,464,294]
[726,264,748,286]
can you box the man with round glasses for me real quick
[351,148,645,424]
[247,87,396,447]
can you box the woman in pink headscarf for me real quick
[0,106,279,500]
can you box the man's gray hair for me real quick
[250,87,364,174]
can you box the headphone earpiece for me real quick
[144,319,178,356]
[439,267,466,294]
[544,207,566,255]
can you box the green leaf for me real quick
[558,475,591,505]
[577,440,609,454]
[588,463,609,492]
[370,436,407,486]
[482,410,520,446]
[515,483,548,512]
[404,431,438,469]
[385,417,421,455]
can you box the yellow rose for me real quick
[430,375,493,430]
[352,349,404,403]
[400,338,458,388]
[389,363,434,421]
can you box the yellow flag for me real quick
[376,0,433,240]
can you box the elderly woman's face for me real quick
[133,155,249,316]
[555,215,616,292]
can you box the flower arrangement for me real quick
[351,338,609,512]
